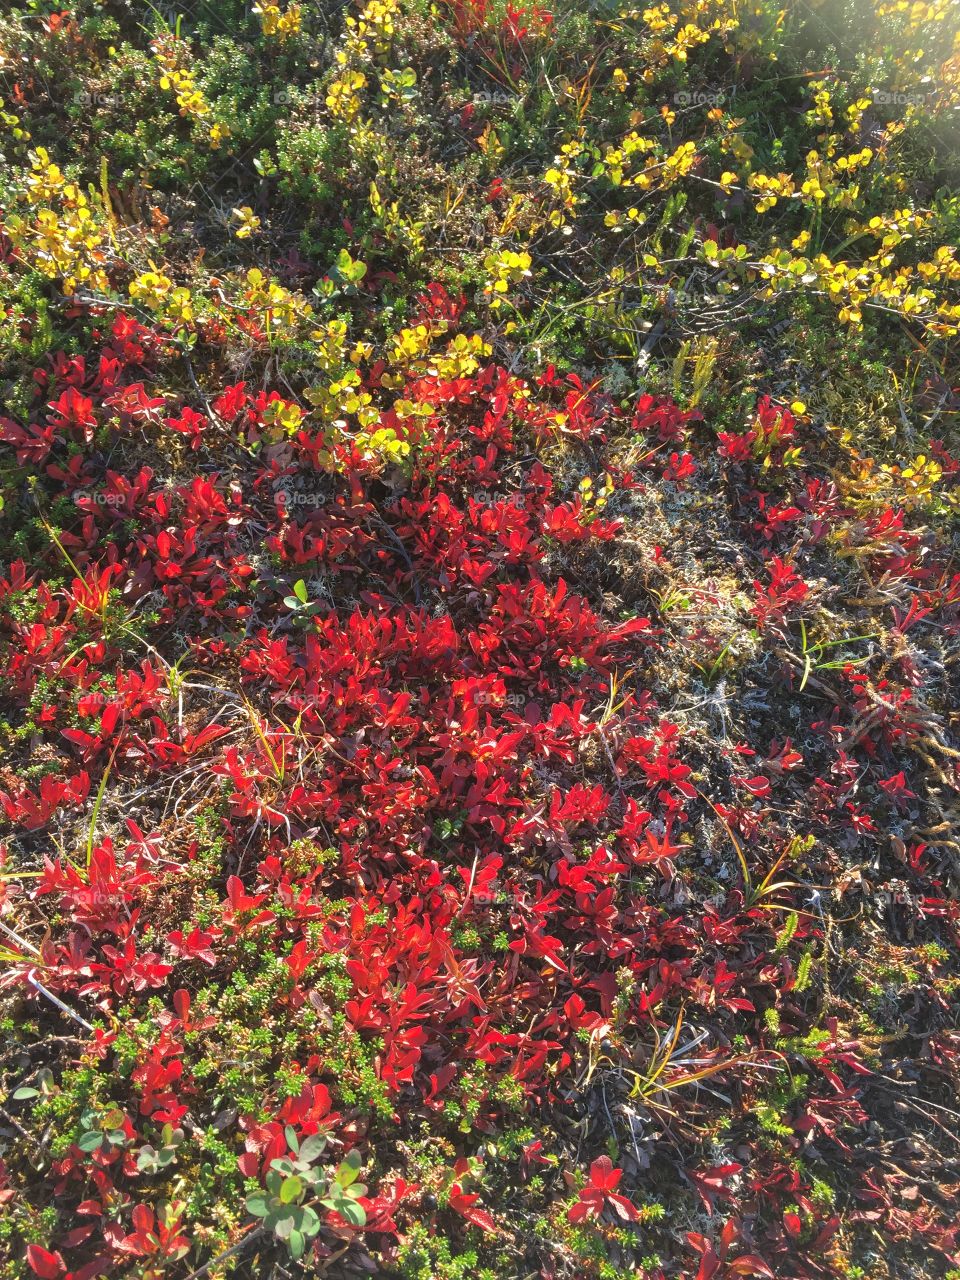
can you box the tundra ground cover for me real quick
[0,0,958,1277]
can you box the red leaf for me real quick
[725,1257,775,1278]
[783,1211,803,1239]
[26,1246,65,1279]
[463,1206,496,1231]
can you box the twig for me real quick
[180,1227,265,1280]
[0,1104,42,1152]
[26,971,95,1033]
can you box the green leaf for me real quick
[12,1086,39,1100]
[333,249,367,287]
[272,1210,296,1240]
[246,1192,270,1217]
[77,1130,103,1152]
[336,1150,362,1187]
[288,1228,305,1259]
[324,1194,366,1226]
[298,1133,326,1165]
[279,1175,303,1204]
[292,581,308,606]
